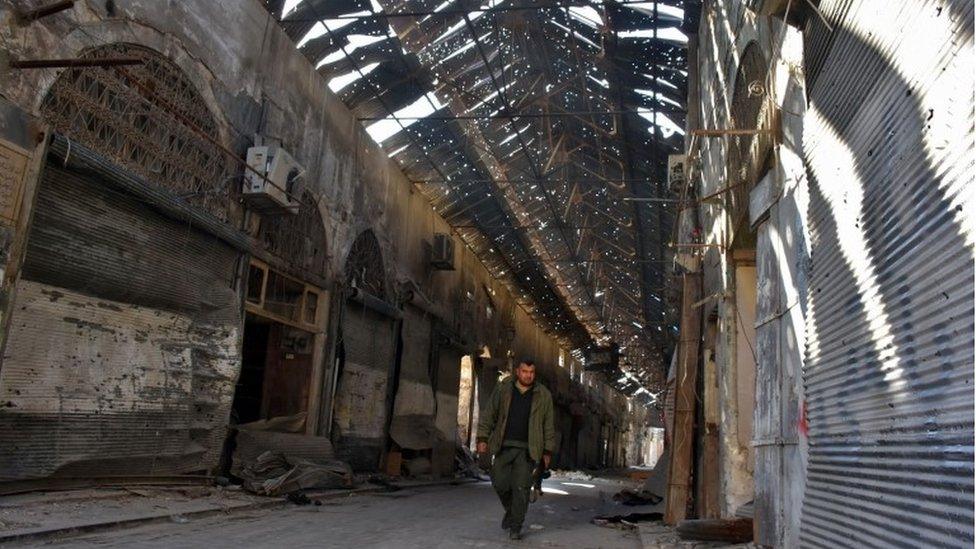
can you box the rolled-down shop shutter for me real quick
[333,301,397,471]
[389,305,436,450]
[432,341,463,477]
[800,1,974,546]
[0,143,244,480]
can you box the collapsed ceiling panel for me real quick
[264,0,697,395]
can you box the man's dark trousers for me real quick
[491,445,534,529]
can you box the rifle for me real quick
[529,459,551,503]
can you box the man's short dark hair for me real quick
[517,359,535,368]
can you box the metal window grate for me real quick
[344,229,388,300]
[259,191,329,277]
[40,43,233,222]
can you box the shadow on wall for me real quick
[801,3,974,546]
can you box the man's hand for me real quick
[542,454,551,469]
[477,441,488,455]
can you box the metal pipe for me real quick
[517,259,671,264]
[281,0,671,21]
[348,287,403,319]
[356,109,686,121]
[415,177,666,185]
[16,0,74,23]
[8,57,141,69]
[400,283,447,320]
[691,128,773,136]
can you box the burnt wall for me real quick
[0,0,641,473]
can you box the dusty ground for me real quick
[10,476,655,549]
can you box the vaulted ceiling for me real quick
[262,0,698,397]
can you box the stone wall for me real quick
[0,0,639,473]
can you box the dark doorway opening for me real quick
[231,314,315,426]
[232,317,271,425]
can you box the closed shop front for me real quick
[333,301,397,470]
[331,230,398,471]
[0,144,243,479]
[800,1,974,546]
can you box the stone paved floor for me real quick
[16,476,652,549]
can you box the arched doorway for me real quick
[0,43,241,480]
[235,192,330,432]
[330,230,398,471]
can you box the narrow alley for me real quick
[0,0,972,547]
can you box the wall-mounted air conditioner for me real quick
[430,232,455,270]
[243,144,303,214]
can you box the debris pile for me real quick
[592,512,664,530]
[612,487,663,506]
[237,451,352,496]
[455,445,489,480]
[231,414,353,497]
[549,470,593,481]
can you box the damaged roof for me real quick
[263,0,697,396]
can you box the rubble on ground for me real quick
[237,451,353,496]
[549,470,593,481]
[231,413,353,496]
[592,511,663,529]
[612,487,663,506]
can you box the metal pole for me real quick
[8,57,142,69]
[16,0,74,23]
[356,108,686,121]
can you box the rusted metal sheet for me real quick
[432,344,462,477]
[752,177,810,546]
[800,0,975,546]
[390,305,436,450]
[665,273,702,525]
[0,156,242,480]
[20,164,242,323]
[392,307,435,416]
[332,301,396,471]
[0,280,239,479]
[753,213,784,546]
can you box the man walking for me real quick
[476,360,555,540]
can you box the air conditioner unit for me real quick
[667,154,686,193]
[430,233,455,270]
[243,145,303,214]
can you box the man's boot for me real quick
[501,510,512,530]
[509,526,523,540]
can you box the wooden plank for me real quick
[677,518,754,542]
[665,272,702,524]
[700,317,721,519]
[0,101,46,367]
[754,220,782,545]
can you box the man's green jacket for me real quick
[476,376,555,462]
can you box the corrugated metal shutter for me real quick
[332,301,396,470]
[21,165,240,323]
[0,163,241,480]
[432,344,463,477]
[389,305,435,449]
[801,1,975,546]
